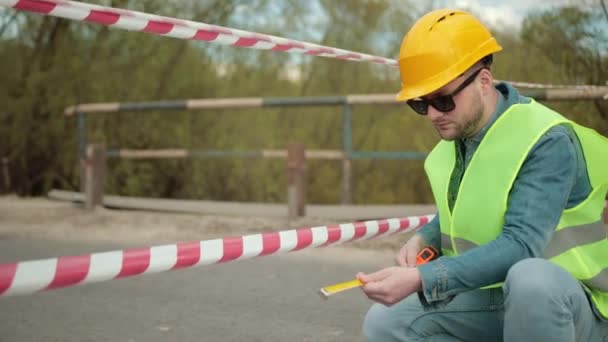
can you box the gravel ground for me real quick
[0,195,421,253]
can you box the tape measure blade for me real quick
[318,288,331,299]
[319,279,362,298]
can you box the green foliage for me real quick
[0,1,606,204]
[519,5,608,134]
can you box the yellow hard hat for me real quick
[396,9,502,101]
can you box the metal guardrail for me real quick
[66,91,608,208]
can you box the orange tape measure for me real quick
[416,246,439,265]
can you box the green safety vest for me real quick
[424,100,608,318]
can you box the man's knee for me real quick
[362,296,422,342]
[504,258,571,302]
[363,303,395,341]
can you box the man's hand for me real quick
[356,267,422,306]
[395,234,425,267]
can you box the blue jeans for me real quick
[362,259,608,341]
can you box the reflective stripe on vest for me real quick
[441,220,608,292]
[441,220,607,259]
[587,270,608,292]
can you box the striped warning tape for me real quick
[0,0,395,66]
[1,0,605,91]
[507,81,607,90]
[0,215,433,297]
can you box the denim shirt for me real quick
[415,83,592,307]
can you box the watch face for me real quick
[421,251,431,259]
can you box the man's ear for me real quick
[478,69,494,94]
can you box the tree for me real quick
[521,4,608,126]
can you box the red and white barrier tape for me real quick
[0,215,433,297]
[507,81,606,90]
[0,0,395,66]
[1,0,605,91]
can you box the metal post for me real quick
[84,144,106,210]
[287,143,306,219]
[341,104,353,204]
[78,112,88,192]
[342,159,352,204]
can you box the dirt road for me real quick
[0,196,425,341]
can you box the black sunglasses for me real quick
[406,67,486,115]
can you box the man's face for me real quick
[422,69,485,141]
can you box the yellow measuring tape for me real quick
[318,279,364,299]
[319,246,439,299]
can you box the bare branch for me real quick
[601,0,608,23]
[0,11,18,38]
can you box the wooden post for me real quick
[78,112,88,192]
[84,144,106,210]
[287,143,306,219]
[1,157,9,193]
[80,158,87,193]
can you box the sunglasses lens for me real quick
[430,95,455,112]
[406,100,428,115]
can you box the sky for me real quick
[437,0,576,29]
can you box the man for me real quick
[357,8,608,342]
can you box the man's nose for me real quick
[426,106,443,120]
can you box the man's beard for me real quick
[459,93,485,139]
